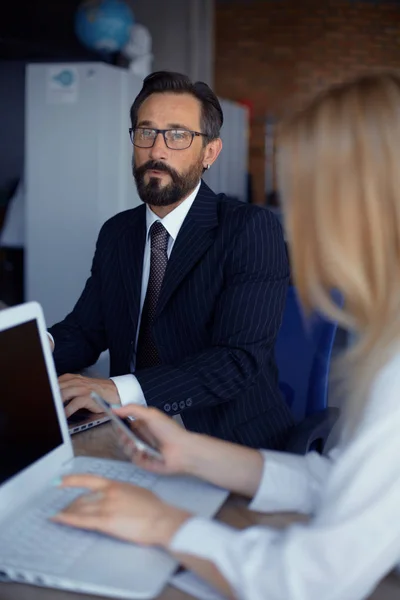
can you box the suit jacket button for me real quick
[172,402,178,411]
[179,400,186,410]
[186,398,193,407]
[164,403,171,412]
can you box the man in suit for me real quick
[50,71,294,449]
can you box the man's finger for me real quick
[60,386,89,403]
[64,396,93,417]
[58,373,83,384]
[59,380,87,392]
[60,473,112,491]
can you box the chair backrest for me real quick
[274,286,338,423]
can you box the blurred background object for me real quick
[215,0,400,205]
[75,0,134,55]
[121,23,153,78]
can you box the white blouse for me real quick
[170,351,400,600]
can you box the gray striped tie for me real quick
[136,221,169,369]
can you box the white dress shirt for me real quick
[170,348,400,600]
[110,182,201,407]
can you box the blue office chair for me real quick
[275,286,340,454]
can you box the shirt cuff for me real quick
[110,374,147,407]
[170,517,239,558]
[249,450,317,514]
[47,332,54,346]
[170,516,279,585]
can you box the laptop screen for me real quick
[0,319,63,486]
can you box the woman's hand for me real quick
[52,474,191,547]
[112,404,195,476]
[114,405,264,499]
[53,474,234,598]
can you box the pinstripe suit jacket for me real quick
[50,181,294,449]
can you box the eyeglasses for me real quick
[129,127,208,150]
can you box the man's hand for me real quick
[51,474,191,547]
[58,374,121,417]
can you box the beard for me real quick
[133,158,204,207]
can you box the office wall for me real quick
[131,0,214,85]
[215,0,400,204]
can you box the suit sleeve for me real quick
[48,223,110,375]
[135,209,289,413]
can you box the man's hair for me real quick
[130,71,223,142]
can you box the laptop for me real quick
[0,302,229,599]
[67,407,110,435]
[66,351,112,435]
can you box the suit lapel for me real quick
[156,181,219,318]
[118,205,146,329]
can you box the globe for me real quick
[75,0,134,54]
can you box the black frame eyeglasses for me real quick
[129,127,208,150]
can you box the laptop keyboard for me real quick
[0,459,159,576]
[71,457,159,488]
[0,487,96,575]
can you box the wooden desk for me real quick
[1,423,399,600]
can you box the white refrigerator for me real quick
[25,62,142,327]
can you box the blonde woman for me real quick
[53,73,400,600]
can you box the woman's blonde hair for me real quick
[278,72,400,427]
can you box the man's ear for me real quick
[202,138,223,170]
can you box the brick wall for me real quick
[214,0,400,204]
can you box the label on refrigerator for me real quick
[46,66,79,104]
